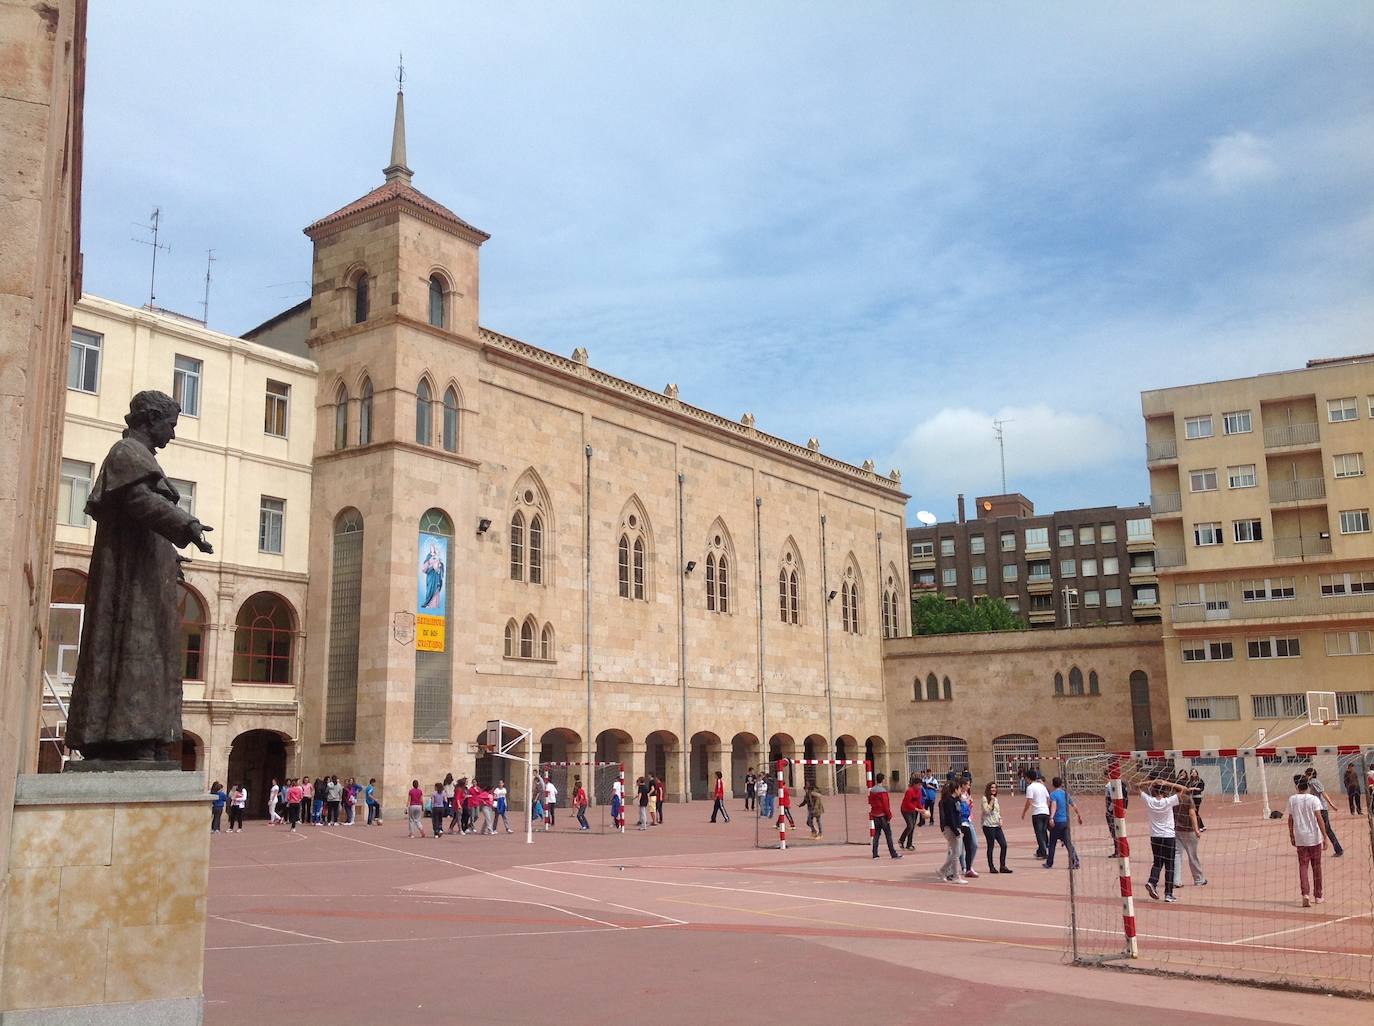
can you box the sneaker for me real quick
[1042,862,1053,869]
[999,866,1013,874]
[949,877,969,885]
[1196,878,1208,886]
[1302,896,1311,908]
[872,854,880,860]
[987,867,1000,874]
[963,867,976,876]
[1146,881,1160,900]
[1164,894,1178,903]
[1315,896,1325,904]
[890,853,903,860]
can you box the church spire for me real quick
[383,54,413,185]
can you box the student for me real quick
[981,781,1010,874]
[1172,782,1207,887]
[958,781,979,877]
[710,770,731,824]
[1141,776,1190,901]
[210,781,227,834]
[443,773,459,833]
[898,774,922,850]
[573,776,590,831]
[810,787,826,839]
[1022,771,1051,860]
[1344,763,1363,816]
[430,782,447,839]
[1042,776,1082,870]
[407,779,426,838]
[342,778,356,826]
[1186,769,1207,832]
[493,780,512,833]
[531,786,545,830]
[609,781,623,833]
[268,779,282,825]
[1287,775,1332,907]
[544,774,559,829]
[1304,769,1344,857]
[797,783,816,836]
[867,773,903,860]
[921,773,938,829]
[286,778,304,832]
[756,773,771,818]
[937,779,967,884]
[228,784,247,833]
[365,778,381,826]
[635,776,651,830]
[303,777,316,825]
[743,768,756,811]
[325,775,342,826]
[654,776,665,824]
[471,783,496,834]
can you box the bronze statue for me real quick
[65,390,214,770]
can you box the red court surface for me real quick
[205,800,1372,1025]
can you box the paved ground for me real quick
[205,799,1371,1025]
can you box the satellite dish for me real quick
[916,510,938,526]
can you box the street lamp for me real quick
[1063,586,1078,628]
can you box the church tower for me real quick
[299,75,490,797]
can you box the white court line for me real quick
[316,829,686,929]
[524,861,1374,959]
[209,914,340,944]
[205,924,646,952]
[1229,911,1373,945]
[211,856,408,870]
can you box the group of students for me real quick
[405,774,513,838]
[208,781,248,833]
[273,776,382,831]
[865,771,1021,881]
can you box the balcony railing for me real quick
[1146,439,1179,462]
[1027,573,1053,584]
[1150,491,1182,514]
[1154,546,1186,568]
[1172,590,1374,624]
[1264,421,1320,449]
[1268,477,1326,503]
[1273,535,1333,559]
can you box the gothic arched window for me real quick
[333,383,349,450]
[415,378,433,446]
[428,275,446,328]
[358,377,374,445]
[442,386,459,452]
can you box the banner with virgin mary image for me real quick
[416,532,447,651]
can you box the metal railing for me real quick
[1273,535,1333,559]
[1172,590,1374,623]
[1263,421,1320,448]
[1150,491,1182,514]
[1146,439,1179,462]
[1154,546,1187,568]
[1268,477,1326,503]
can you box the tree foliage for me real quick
[911,593,1025,636]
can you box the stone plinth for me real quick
[0,773,209,1025]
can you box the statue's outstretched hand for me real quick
[191,522,214,554]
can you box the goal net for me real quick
[1063,744,1374,997]
[754,758,874,849]
[538,761,625,834]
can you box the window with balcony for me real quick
[1100,524,1117,543]
[1222,410,1252,435]
[1002,564,1018,582]
[1333,452,1364,479]
[1025,527,1049,551]
[1182,640,1234,662]
[1186,696,1239,720]
[1325,631,1373,656]
[1060,559,1076,577]
[1029,593,1053,611]
[1126,518,1152,543]
[1184,415,1214,439]
[1233,519,1263,543]
[1058,527,1074,547]
[1000,532,1016,552]
[1078,525,1095,545]
[1081,558,1097,577]
[1227,464,1257,489]
[1339,509,1371,534]
[1246,636,1301,660]
[1132,585,1158,606]
[1328,397,1359,423]
[911,540,933,559]
[1242,577,1295,601]
[969,534,985,555]
[916,571,935,588]
[1189,468,1218,492]
[1027,560,1051,582]
[1193,522,1223,546]
[1131,553,1155,573]
[971,565,987,585]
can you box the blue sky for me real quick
[80,4,1374,521]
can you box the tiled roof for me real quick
[304,179,490,242]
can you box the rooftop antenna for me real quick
[397,51,405,93]
[992,417,1014,493]
[133,207,170,309]
[200,249,215,325]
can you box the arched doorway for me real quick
[689,731,721,800]
[730,732,760,797]
[1058,732,1107,791]
[768,733,796,787]
[865,735,890,784]
[905,735,969,781]
[232,592,297,685]
[834,734,858,793]
[226,730,288,819]
[538,727,581,765]
[181,731,203,774]
[992,734,1041,790]
[644,730,679,799]
[1129,670,1155,750]
[596,728,630,767]
[802,734,827,789]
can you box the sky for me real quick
[79,3,1374,522]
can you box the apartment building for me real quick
[1142,354,1374,747]
[906,493,1161,629]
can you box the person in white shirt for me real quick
[543,775,558,828]
[1140,776,1189,902]
[1021,771,1051,859]
[1287,776,1332,907]
[267,780,282,824]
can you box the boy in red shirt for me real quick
[868,773,903,860]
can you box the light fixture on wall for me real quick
[827,590,838,602]
[477,518,492,534]
[684,560,697,575]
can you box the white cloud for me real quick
[1200,131,1278,192]
[888,405,1132,510]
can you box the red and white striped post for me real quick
[776,758,789,850]
[864,759,875,844]
[1108,754,1138,958]
[617,762,625,832]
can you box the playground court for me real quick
[205,799,1371,1026]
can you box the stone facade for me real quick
[0,0,85,983]
[884,624,1171,787]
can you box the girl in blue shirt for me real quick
[209,781,227,834]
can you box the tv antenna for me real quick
[133,207,169,309]
[200,249,215,325]
[992,418,1014,493]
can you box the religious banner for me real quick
[416,532,447,652]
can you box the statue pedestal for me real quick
[0,773,208,1025]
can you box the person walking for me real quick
[710,770,731,824]
[922,773,938,829]
[1022,771,1051,860]
[756,773,770,818]
[635,776,651,830]
[1304,768,1344,857]
[810,788,826,838]
[1287,775,1332,907]
[981,781,1011,873]
[286,778,304,832]
[1343,763,1362,816]
[958,781,979,877]
[407,779,426,838]
[1141,776,1189,901]
[268,779,282,825]
[743,768,756,811]
[210,781,227,834]
[442,773,458,834]
[228,783,247,833]
[494,780,513,833]
[573,776,590,831]
[429,782,447,839]
[868,773,903,860]
[937,779,967,884]
[609,781,623,833]
[1042,776,1082,870]
[898,774,924,850]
